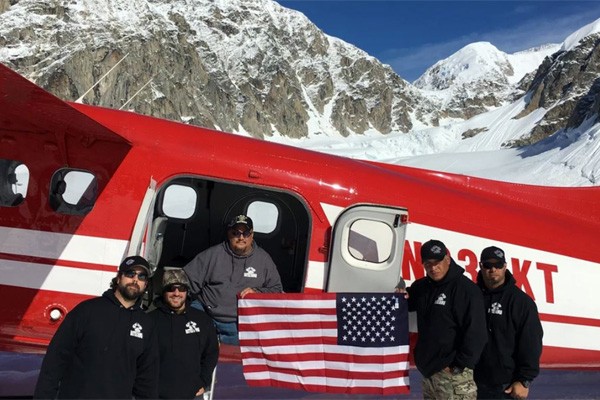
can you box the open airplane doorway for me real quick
[144,176,311,297]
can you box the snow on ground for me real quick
[269,93,600,187]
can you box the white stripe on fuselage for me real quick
[0,226,128,265]
[0,226,128,296]
[1,259,116,296]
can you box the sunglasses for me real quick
[230,229,252,238]
[164,284,188,293]
[122,270,149,281]
[480,261,505,270]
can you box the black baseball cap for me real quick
[227,214,253,230]
[118,255,151,275]
[480,246,506,263]
[420,239,448,262]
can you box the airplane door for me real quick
[326,204,408,293]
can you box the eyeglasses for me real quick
[230,229,252,238]
[122,270,149,281]
[165,284,188,293]
[480,261,505,270]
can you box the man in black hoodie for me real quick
[400,239,487,399]
[150,269,219,399]
[474,246,543,399]
[34,256,159,399]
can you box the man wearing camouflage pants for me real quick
[397,240,487,399]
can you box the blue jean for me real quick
[190,300,239,345]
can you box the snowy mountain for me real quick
[414,42,560,120]
[0,0,439,138]
[0,0,599,186]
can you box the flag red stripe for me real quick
[243,364,409,380]
[238,306,337,316]
[240,336,339,347]
[242,350,409,363]
[239,320,338,331]
[242,293,338,301]
[245,379,410,396]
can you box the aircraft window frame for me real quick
[0,158,29,207]
[162,184,197,220]
[49,168,98,215]
[345,218,394,267]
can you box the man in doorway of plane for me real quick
[184,214,283,344]
[474,245,543,399]
[396,239,487,399]
[150,269,219,399]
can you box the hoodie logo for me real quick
[130,322,143,339]
[244,266,257,278]
[434,293,447,306]
[185,321,200,334]
[489,302,503,315]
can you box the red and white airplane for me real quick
[1,60,599,377]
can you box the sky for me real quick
[277,1,600,82]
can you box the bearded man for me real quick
[34,256,159,399]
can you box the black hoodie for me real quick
[407,259,487,378]
[150,297,219,399]
[33,289,159,399]
[474,269,543,386]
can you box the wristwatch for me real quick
[519,380,531,388]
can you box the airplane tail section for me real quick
[0,62,131,148]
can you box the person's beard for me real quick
[118,281,143,301]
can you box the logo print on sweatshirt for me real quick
[244,266,257,278]
[489,302,503,315]
[434,293,447,306]
[185,321,201,334]
[130,322,143,339]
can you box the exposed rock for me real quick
[515,34,600,144]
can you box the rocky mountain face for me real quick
[511,33,600,146]
[0,0,439,139]
[0,0,599,146]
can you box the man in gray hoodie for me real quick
[183,214,283,344]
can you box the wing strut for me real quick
[75,53,129,103]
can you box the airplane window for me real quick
[61,171,96,205]
[49,169,98,215]
[247,201,278,234]
[0,159,28,207]
[162,184,196,219]
[348,219,393,263]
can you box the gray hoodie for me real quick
[183,241,283,323]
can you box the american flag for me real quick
[238,292,410,395]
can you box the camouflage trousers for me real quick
[422,368,477,400]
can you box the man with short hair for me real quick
[150,269,219,399]
[34,256,158,399]
[474,246,543,399]
[399,239,487,400]
[184,214,283,344]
